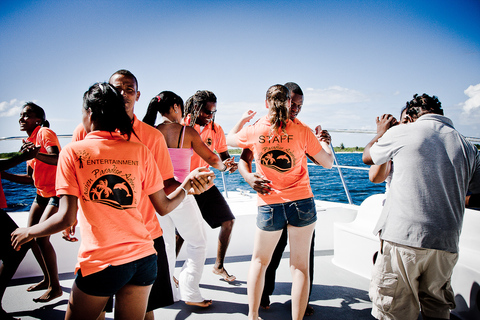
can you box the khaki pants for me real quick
[369,240,458,320]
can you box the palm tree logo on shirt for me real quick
[260,150,292,172]
[89,175,134,210]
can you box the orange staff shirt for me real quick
[71,116,175,239]
[234,115,322,206]
[56,131,161,276]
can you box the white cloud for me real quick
[461,83,480,114]
[304,86,369,106]
[0,99,24,117]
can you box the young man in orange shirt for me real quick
[179,90,238,282]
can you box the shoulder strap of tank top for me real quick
[177,125,186,148]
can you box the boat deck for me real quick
[4,250,375,320]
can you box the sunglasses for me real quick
[202,108,217,115]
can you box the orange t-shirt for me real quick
[56,131,161,276]
[71,116,175,239]
[27,126,61,198]
[190,122,228,170]
[234,115,323,206]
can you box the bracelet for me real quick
[181,186,188,198]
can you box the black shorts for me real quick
[75,254,157,297]
[0,209,31,258]
[146,236,174,311]
[194,185,235,229]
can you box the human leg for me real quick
[261,226,288,309]
[65,282,110,320]
[156,214,178,300]
[418,249,458,320]
[0,211,31,318]
[369,241,424,320]
[115,283,152,320]
[247,227,283,320]
[288,223,315,320]
[145,237,174,314]
[305,230,315,316]
[25,200,53,293]
[33,203,62,302]
[170,196,209,304]
[194,187,236,282]
[213,219,236,281]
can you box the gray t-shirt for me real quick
[370,114,480,253]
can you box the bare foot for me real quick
[185,299,213,307]
[212,267,236,282]
[33,287,63,303]
[27,280,48,292]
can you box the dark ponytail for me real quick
[142,91,184,127]
[83,82,134,140]
[266,84,290,136]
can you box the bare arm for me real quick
[238,148,272,195]
[226,110,256,147]
[363,114,397,165]
[1,165,34,185]
[149,168,215,216]
[369,161,392,183]
[11,195,78,250]
[188,127,227,171]
[308,126,334,168]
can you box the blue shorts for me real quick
[75,254,157,297]
[257,197,317,231]
[33,194,59,207]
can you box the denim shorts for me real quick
[75,254,157,296]
[257,197,317,231]
[34,194,59,207]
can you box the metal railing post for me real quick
[330,144,353,205]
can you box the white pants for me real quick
[157,195,207,302]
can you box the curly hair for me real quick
[405,93,443,119]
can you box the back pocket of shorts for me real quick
[257,206,274,229]
[294,198,316,222]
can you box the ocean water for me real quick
[2,153,385,212]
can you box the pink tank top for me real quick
[168,126,193,182]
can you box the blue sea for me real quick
[2,153,385,212]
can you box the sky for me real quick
[1,0,479,152]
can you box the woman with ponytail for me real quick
[2,102,62,303]
[227,84,333,320]
[11,83,214,320]
[142,90,235,307]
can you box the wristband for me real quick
[181,186,188,198]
